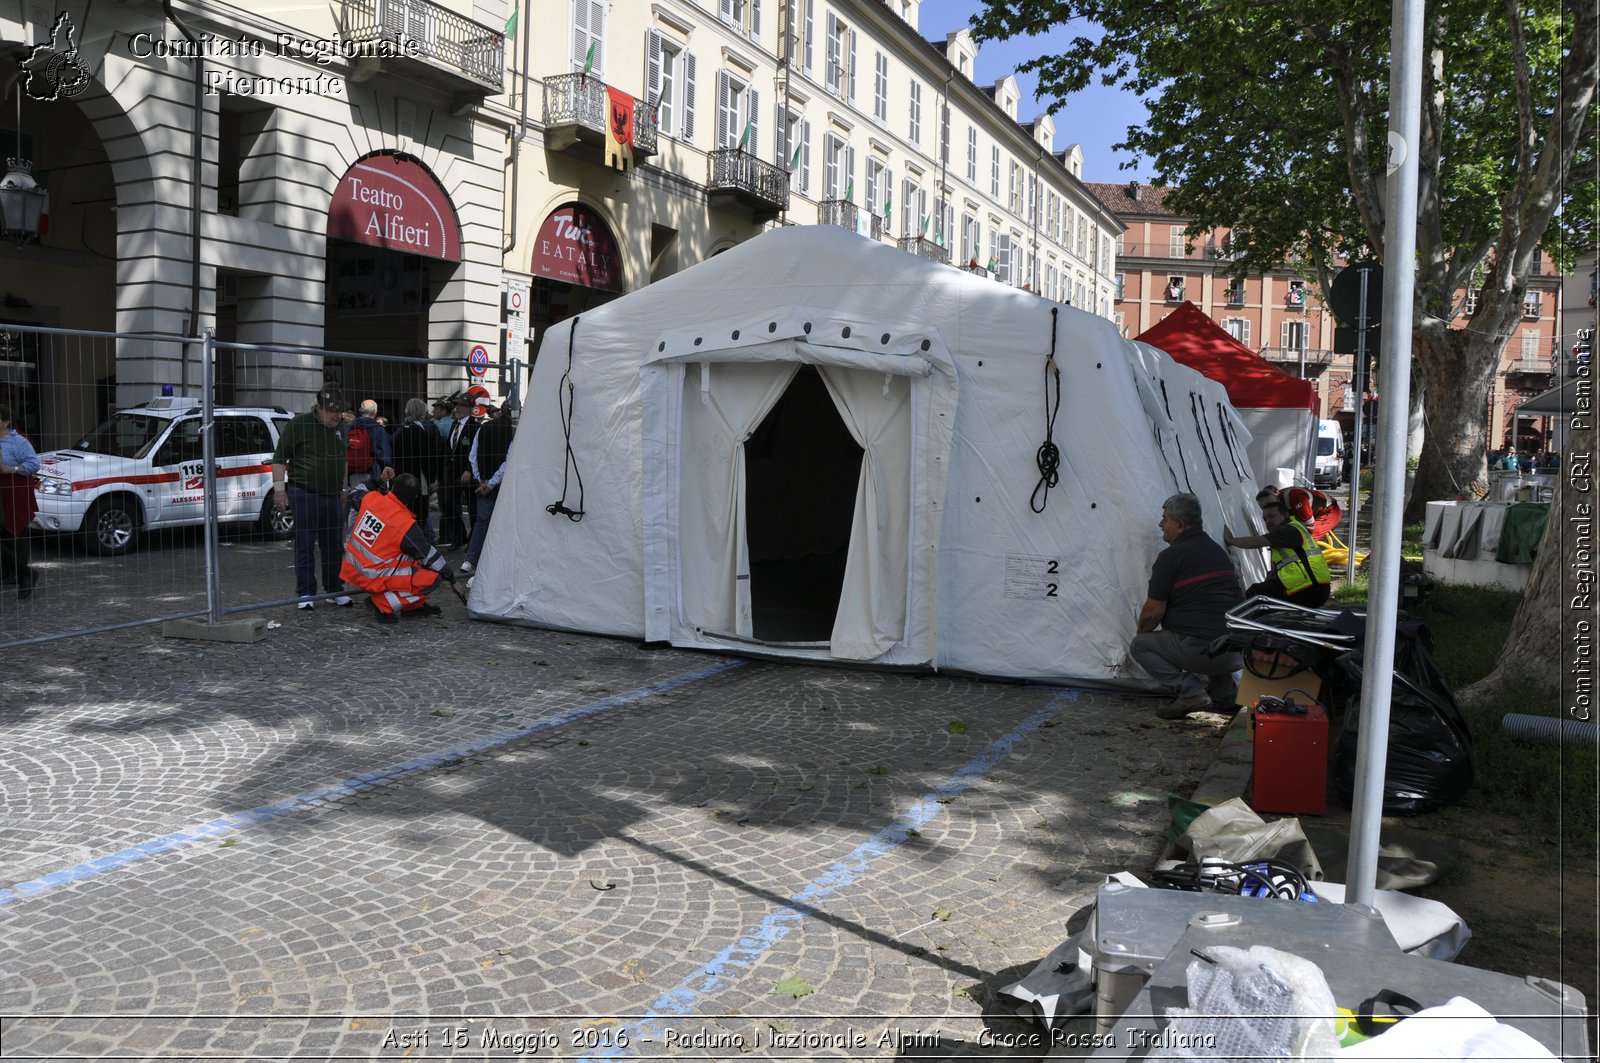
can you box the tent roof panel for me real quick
[1135,301,1319,413]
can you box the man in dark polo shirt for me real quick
[271,388,355,610]
[1130,492,1244,719]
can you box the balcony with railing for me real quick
[340,0,504,96]
[1258,347,1335,378]
[818,199,883,240]
[707,149,789,220]
[542,73,660,159]
[896,236,950,265]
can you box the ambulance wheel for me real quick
[84,496,141,556]
[260,497,294,540]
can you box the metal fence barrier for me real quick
[0,323,520,651]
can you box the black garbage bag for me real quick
[1331,616,1474,815]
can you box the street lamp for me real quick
[1,89,46,246]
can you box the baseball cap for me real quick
[316,387,350,412]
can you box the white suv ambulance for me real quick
[31,396,295,555]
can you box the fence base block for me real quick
[161,617,268,643]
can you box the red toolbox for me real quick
[1251,698,1329,815]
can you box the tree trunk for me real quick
[1405,328,1498,523]
[1463,407,1596,704]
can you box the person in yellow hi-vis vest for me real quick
[341,474,458,624]
[1224,495,1333,608]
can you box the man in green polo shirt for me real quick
[271,387,355,610]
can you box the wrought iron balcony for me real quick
[963,261,992,277]
[340,0,504,97]
[1258,347,1335,377]
[896,235,950,265]
[707,149,789,220]
[818,199,882,240]
[541,73,659,159]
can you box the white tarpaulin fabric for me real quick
[470,226,1271,686]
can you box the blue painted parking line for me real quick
[0,658,746,908]
[588,687,1080,1060]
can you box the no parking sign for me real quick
[467,343,490,377]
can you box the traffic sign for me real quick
[1330,261,1383,328]
[468,344,490,377]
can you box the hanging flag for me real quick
[605,86,636,172]
[845,179,854,204]
[504,9,517,37]
[882,191,891,220]
[738,118,754,150]
[921,214,930,236]
[582,42,596,79]
[986,254,997,272]
[790,142,802,171]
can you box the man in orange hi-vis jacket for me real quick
[341,474,458,624]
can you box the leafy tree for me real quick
[970,0,1596,521]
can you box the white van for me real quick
[1314,419,1345,487]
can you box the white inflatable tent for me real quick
[471,226,1268,686]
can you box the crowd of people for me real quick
[269,388,514,623]
[1489,447,1558,474]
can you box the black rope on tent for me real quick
[1216,401,1250,478]
[1189,392,1225,490]
[546,317,586,522]
[1030,308,1063,514]
[1197,395,1232,485]
[1159,379,1194,493]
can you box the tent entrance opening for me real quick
[744,365,863,642]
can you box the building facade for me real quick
[509,1,1123,360]
[1087,180,1565,455]
[2,0,1123,449]
[2,0,517,449]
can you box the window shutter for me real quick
[848,30,858,101]
[875,54,887,120]
[720,0,735,25]
[716,71,732,148]
[588,0,606,76]
[825,12,839,92]
[803,0,814,74]
[800,119,811,192]
[750,0,760,37]
[571,0,588,69]
[682,52,696,141]
[845,144,855,200]
[749,87,760,154]
[824,136,838,197]
[646,31,662,113]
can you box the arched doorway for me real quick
[529,202,623,356]
[323,151,462,414]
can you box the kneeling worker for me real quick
[1225,495,1332,608]
[342,474,458,624]
[1131,493,1245,719]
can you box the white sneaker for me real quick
[333,595,353,607]
[297,597,315,610]
[467,576,474,590]
[460,561,475,574]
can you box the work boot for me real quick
[1156,691,1213,720]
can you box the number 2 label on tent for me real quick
[1004,554,1060,601]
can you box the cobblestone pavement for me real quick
[0,534,1228,1060]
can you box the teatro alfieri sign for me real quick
[328,151,462,262]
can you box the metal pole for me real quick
[200,329,224,626]
[1347,0,1424,910]
[1347,279,1370,583]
